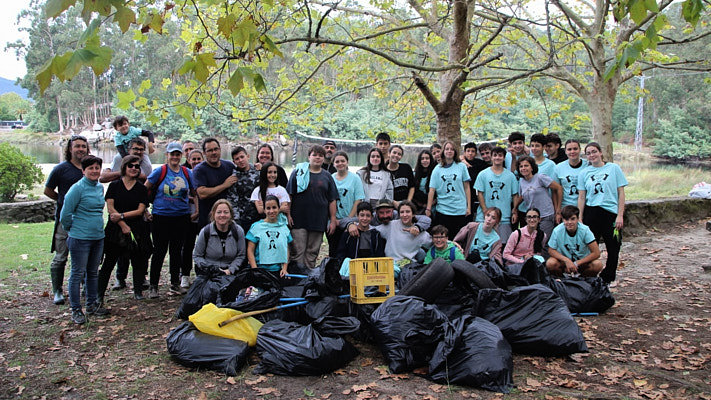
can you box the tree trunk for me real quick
[586,80,618,162]
[56,97,64,133]
[436,94,464,148]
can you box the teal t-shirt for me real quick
[473,167,519,223]
[246,220,293,271]
[429,162,471,216]
[577,162,628,214]
[470,224,500,260]
[333,171,365,220]
[114,126,143,147]
[549,222,596,261]
[554,159,589,206]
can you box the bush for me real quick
[652,107,711,160]
[0,143,44,202]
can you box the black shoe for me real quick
[53,290,65,305]
[111,279,126,291]
[86,303,110,316]
[134,292,145,300]
[142,282,149,291]
[71,310,86,325]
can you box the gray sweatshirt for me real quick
[193,222,246,274]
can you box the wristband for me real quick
[120,213,124,220]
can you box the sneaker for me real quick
[180,276,190,289]
[134,292,145,300]
[86,302,110,316]
[170,285,188,295]
[71,310,86,325]
[148,286,159,299]
[111,279,126,291]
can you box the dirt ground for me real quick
[1,220,710,400]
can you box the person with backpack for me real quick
[145,142,195,298]
[193,199,246,276]
[502,207,547,274]
[424,225,465,264]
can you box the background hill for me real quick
[0,76,28,99]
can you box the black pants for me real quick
[181,222,200,277]
[150,214,190,287]
[435,212,467,240]
[99,247,147,296]
[115,255,130,282]
[583,206,621,283]
[327,226,344,258]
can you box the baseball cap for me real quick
[166,142,183,153]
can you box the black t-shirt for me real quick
[45,161,84,219]
[287,169,339,231]
[388,163,415,201]
[105,179,148,229]
[192,160,236,227]
[552,152,568,164]
[466,158,490,204]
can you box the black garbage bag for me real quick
[312,316,361,336]
[304,295,351,321]
[370,295,449,373]
[348,302,380,343]
[175,270,240,319]
[432,282,476,320]
[399,259,455,303]
[545,276,615,313]
[254,319,359,376]
[474,284,588,356]
[303,257,349,298]
[471,259,530,289]
[220,268,282,313]
[429,316,513,393]
[396,262,425,290]
[166,321,250,376]
[519,257,547,284]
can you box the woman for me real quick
[60,155,106,324]
[145,142,194,298]
[254,143,288,187]
[554,139,588,207]
[386,145,415,204]
[329,151,365,257]
[516,155,562,239]
[578,142,628,285]
[193,199,247,275]
[503,208,547,273]
[98,155,152,303]
[357,148,393,207]
[246,195,293,278]
[412,149,435,214]
[179,149,205,290]
[250,162,290,219]
[426,141,471,239]
[375,200,431,276]
[454,207,503,266]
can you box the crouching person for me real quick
[425,225,465,264]
[193,199,246,276]
[546,205,603,277]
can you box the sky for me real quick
[1,0,33,81]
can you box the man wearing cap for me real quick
[192,137,237,227]
[342,198,431,236]
[321,140,338,174]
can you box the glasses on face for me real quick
[126,163,141,169]
[432,235,447,239]
[526,215,540,220]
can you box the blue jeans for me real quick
[67,237,104,311]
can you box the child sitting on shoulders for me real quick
[113,115,155,157]
[424,225,465,263]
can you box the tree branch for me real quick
[411,71,442,112]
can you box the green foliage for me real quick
[0,93,32,122]
[0,143,44,202]
[652,107,711,159]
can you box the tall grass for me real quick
[624,165,708,200]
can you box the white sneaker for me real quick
[180,276,190,288]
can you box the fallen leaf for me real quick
[634,379,647,387]
[197,392,208,400]
[226,377,236,385]
[245,376,267,385]
[254,387,281,396]
[16,386,24,395]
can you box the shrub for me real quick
[0,143,44,202]
[652,108,711,160]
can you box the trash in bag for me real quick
[689,181,711,199]
[312,315,361,336]
[518,256,547,285]
[304,295,351,321]
[166,321,250,376]
[175,270,240,319]
[429,315,513,393]
[188,303,263,346]
[348,302,380,343]
[303,257,349,298]
[220,268,282,313]
[471,259,530,288]
[370,295,449,373]
[432,282,476,320]
[545,276,615,313]
[474,284,588,356]
[396,262,425,289]
[399,259,455,303]
[254,319,359,376]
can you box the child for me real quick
[546,205,603,277]
[113,115,155,157]
[424,225,465,264]
[250,162,291,223]
[246,195,293,277]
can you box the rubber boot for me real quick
[50,268,65,305]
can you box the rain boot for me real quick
[51,267,65,305]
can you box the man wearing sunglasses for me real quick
[100,137,153,183]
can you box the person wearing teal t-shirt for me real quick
[424,225,465,264]
[578,142,628,284]
[474,147,520,243]
[426,141,471,240]
[546,205,603,278]
[554,139,588,207]
[246,195,293,277]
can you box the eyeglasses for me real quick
[432,235,447,239]
[126,163,141,169]
[526,215,540,219]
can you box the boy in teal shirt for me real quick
[546,205,603,277]
[424,225,465,263]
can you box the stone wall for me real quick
[0,199,55,224]
[624,197,711,236]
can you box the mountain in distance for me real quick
[0,76,28,99]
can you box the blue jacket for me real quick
[60,177,105,240]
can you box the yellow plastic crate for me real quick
[349,257,395,304]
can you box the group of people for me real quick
[45,119,627,325]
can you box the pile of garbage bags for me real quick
[166,256,614,393]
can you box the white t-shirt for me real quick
[250,185,291,204]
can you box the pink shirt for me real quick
[503,227,547,265]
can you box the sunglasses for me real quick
[126,163,141,169]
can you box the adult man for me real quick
[226,146,260,232]
[463,142,490,220]
[545,133,568,164]
[192,138,237,227]
[376,132,392,163]
[100,138,152,183]
[182,140,197,168]
[546,205,603,277]
[321,139,338,174]
[343,198,431,237]
[44,135,88,305]
[504,131,527,172]
[474,146,519,243]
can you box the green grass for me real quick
[0,129,53,143]
[624,165,708,200]
[0,222,54,281]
